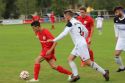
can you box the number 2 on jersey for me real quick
[78,27,83,36]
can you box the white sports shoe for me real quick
[67,75,72,81]
[27,78,39,82]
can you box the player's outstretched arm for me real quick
[89,20,94,42]
[53,27,71,42]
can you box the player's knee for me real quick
[115,51,121,56]
[35,60,40,64]
[67,57,72,62]
[115,54,119,57]
[85,59,91,66]
[115,52,120,56]
[51,65,57,69]
[86,62,91,66]
[35,58,41,64]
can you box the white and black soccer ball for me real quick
[20,70,29,80]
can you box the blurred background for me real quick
[0,0,125,19]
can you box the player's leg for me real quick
[79,44,109,81]
[88,42,94,61]
[85,59,109,81]
[28,56,45,82]
[98,28,102,35]
[34,56,44,80]
[85,59,106,74]
[89,48,94,61]
[114,50,125,72]
[97,22,102,35]
[114,38,125,72]
[48,59,72,75]
[51,22,55,30]
[81,43,94,67]
[68,55,80,82]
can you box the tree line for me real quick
[0,0,125,19]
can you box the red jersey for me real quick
[50,13,55,23]
[77,15,94,35]
[32,15,40,21]
[36,29,54,50]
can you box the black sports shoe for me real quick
[103,70,109,81]
[69,75,80,82]
[116,68,125,72]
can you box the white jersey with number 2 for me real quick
[53,18,90,61]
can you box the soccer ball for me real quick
[20,70,29,80]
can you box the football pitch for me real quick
[0,19,125,83]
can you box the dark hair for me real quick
[31,21,40,27]
[64,9,74,17]
[79,7,86,12]
[114,6,124,12]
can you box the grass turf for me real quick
[0,20,125,83]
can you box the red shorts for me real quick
[40,50,56,62]
[50,19,55,23]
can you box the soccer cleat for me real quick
[27,78,39,82]
[116,68,125,72]
[103,70,109,81]
[69,75,80,82]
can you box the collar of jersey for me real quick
[119,14,125,20]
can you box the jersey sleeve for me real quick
[45,29,54,39]
[114,24,119,37]
[53,22,72,42]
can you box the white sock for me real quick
[115,56,124,69]
[69,61,78,76]
[90,62,106,75]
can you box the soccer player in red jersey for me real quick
[32,15,40,21]
[32,12,40,21]
[28,21,72,82]
[50,11,55,30]
[77,7,94,66]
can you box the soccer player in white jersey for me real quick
[95,15,104,35]
[47,10,109,82]
[114,6,125,72]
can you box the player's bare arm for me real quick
[46,42,57,55]
[89,20,94,43]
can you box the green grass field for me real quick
[0,20,125,83]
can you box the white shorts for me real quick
[71,43,90,61]
[115,38,125,51]
[96,22,102,28]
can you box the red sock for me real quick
[56,66,72,75]
[89,49,94,61]
[34,64,40,80]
